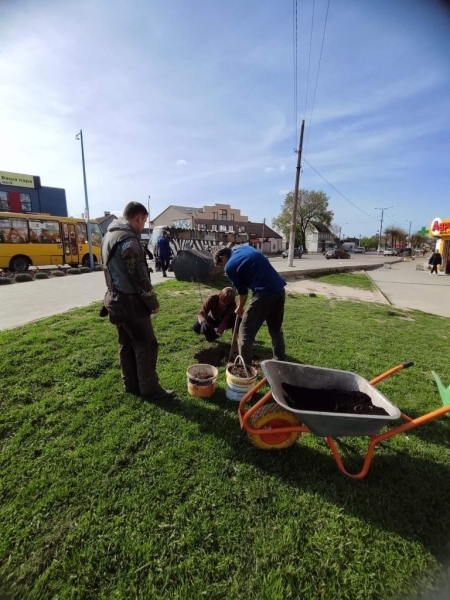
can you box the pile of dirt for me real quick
[228,365,257,378]
[282,383,388,416]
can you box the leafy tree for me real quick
[384,226,407,248]
[410,233,427,248]
[361,235,379,249]
[272,190,333,249]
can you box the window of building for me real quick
[219,209,227,220]
[197,223,207,230]
[212,212,218,220]
[230,213,235,221]
[219,225,227,232]
[238,226,246,233]
[29,220,61,244]
[0,217,29,243]
[228,225,234,232]
[0,191,10,211]
[211,224,218,231]
[20,193,32,212]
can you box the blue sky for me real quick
[1,0,449,237]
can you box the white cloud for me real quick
[264,167,275,173]
[176,159,187,166]
[280,164,286,172]
[278,189,290,196]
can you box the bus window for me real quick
[77,222,87,244]
[0,217,29,243]
[29,220,61,244]
[88,223,102,247]
[63,223,71,255]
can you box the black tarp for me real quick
[172,249,222,283]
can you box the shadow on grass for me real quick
[154,390,450,564]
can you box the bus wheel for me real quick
[10,255,30,272]
[82,255,97,268]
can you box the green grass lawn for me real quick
[1,281,450,599]
[306,271,376,290]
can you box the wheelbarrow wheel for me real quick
[248,403,301,450]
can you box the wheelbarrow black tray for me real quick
[261,360,401,437]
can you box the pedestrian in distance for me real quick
[214,245,287,367]
[156,230,172,277]
[429,250,442,275]
[193,287,236,342]
[100,202,174,402]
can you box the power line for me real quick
[304,0,316,118]
[302,157,376,219]
[305,0,331,152]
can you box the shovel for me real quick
[228,317,242,363]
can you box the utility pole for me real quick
[288,119,305,267]
[148,195,151,238]
[338,222,348,246]
[375,206,392,255]
[261,218,265,253]
[75,130,94,270]
[406,219,415,248]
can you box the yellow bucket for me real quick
[186,364,219,398]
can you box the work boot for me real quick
[162,271,167,277]
[142,389,175,402]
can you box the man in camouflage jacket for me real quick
[101,202,174,401]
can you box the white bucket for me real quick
[226,355,258,401]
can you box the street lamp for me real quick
[75,130,94,270]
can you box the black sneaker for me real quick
[142,389,175,402]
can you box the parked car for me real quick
[353,246,366,253]
[383,248,398,256]
[282,247,303,258]
[397,248,412,257]
[325,248,350,260]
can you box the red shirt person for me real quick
[193,287,236,341]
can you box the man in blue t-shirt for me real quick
[214,245,287,366]
[156,230,172,277]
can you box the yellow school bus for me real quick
[0,211,103,271]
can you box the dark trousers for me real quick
[431,265,439,274]
[118,317,161,395]
[239,290,286,366]
[160,257,170,273]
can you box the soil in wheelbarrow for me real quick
[282,383,389,416]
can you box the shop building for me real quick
[429,217,450,275]
[0,170,68,217]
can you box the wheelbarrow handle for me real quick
[370,361,414,386]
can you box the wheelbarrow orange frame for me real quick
[238,362,450,479]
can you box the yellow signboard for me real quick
[429,217,450,237]
[0,170,35,188]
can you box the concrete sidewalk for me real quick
[367,261,450,317]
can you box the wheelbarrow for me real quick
[238,360,450,479]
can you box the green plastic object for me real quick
[432,371,450,417]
